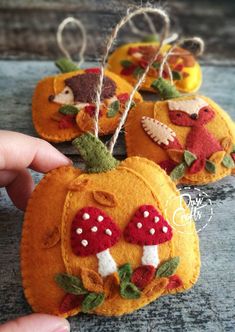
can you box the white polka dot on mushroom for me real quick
[149,228,155,235]
[81,239,88,247]
[82,213,90,220]
[105,229,112,236]
[137,222,142,229]
[162,226,168,233]
[97,215,104,222]
[154,216,160,223]
[143,211,150,218]
[76,228,83,234]
[91,226,98,232]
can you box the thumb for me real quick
[0,313,70,332]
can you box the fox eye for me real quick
[176,113,181,117]
[65,90,69,94]
[204,108,209,112]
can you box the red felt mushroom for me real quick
[124,205,173,268]
[71,207,121,277]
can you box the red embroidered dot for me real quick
[117,93,129,104]
[166,274,183,290]
[85,67,101,74]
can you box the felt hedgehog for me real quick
[125,93,235,185]
[32,68,142,142]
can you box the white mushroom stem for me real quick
[141,245,159,268]
[96,249,117,277]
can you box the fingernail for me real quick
[52,324,70,332]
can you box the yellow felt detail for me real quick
[58,157,200,316]
[80,268,104,293]
[32,69,142,143]
[107,42,202,93]
[21,166,81,315]
[125,96,235,185]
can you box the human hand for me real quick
[0,132,72,330]
[0,131,72,210]
[0,313,70,332]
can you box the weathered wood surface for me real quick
[0,60,235,331]
[0,0,235,62]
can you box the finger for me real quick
[0,313,70,332]
[0,131,72,173]
[4,169,34,211]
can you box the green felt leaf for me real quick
[54,273,88,295]
[152,62,160,69]
[205,160,216,173]
[170,162,186,181]
[172,71,182,80]
[81,293,105,312]
[133,66,145,78]
[107,100,120,118]
[120,281,141,299]
[55,58,79,73]
[222,155,235,168]
[156,257,180,277]
[58,104,79,115]
[118,263,132,283]
[142,34,159,43]
[151,77,181,100]
[184,150,197,166]
[120,60,133,68]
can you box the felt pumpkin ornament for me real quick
[107,9,203,94]
[32,17,143,143]
[125,78,235,184]
[21,7,200,317]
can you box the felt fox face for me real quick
[32,68,142,142]
[108,42,202,93]
[125,96,235,184]
[21,134,200,317]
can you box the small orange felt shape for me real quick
[125,95,235,185]
[32,69,143,142]
[108,42,202,93]
[21,133,200,317]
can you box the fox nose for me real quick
[190,113,198,120]
[48,94,54,102]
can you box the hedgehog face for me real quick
[169,106,215,127]
[49,86,74,105]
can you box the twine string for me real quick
[57,17,87,67]
[103,7,170,152]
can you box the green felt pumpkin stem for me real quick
[151,77,181,100]
[72,133,119,173]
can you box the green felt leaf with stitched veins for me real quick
[205,160,216,173]
[222,155,235,168]
[54,273,88,295]
[118,263,132,283]
[55,58,79,73]
[81,293,105,312]
[184,150,197,166]
[133,66,145,78]
[170,162,186,181]
[172,71,182,80]
[120,60,133,68]
[152,62,161,69]
[156,257,180,277]
[120,281,141,299]
[59,104,79,115]
[107,100,120,118]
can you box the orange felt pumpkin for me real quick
[32,68,142,143]
[125,90,235,185]
[108,42,202,93]
[21,133,200,317]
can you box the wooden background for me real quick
[0,1,235,331]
